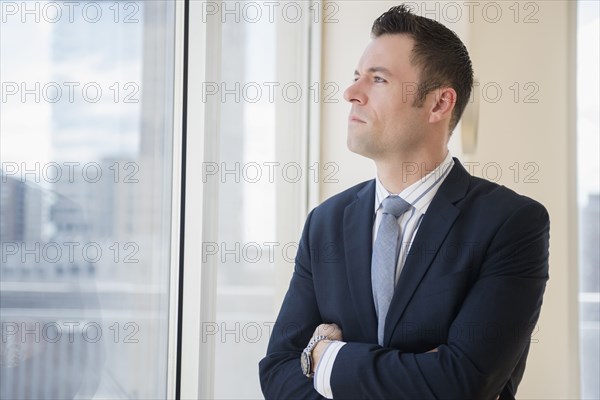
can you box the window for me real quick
[1,1,321,398]
[182,1,319,397]
[0,1,179,398]
[577,1,600,398]
[212,13,278,399]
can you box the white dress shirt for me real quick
[314,152,455,398]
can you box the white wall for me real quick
[319,1,578,398]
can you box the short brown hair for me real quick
[372,4,474,132]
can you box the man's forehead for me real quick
[355,34,415,73]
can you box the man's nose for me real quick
[343,80,366,104]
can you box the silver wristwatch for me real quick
[300,335,328,378]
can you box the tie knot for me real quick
[381,196,411,218]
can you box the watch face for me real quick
[300,351,311,376]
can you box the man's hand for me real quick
[310,323,343,374]
[313,323,343,341]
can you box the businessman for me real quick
[259,5,549,399]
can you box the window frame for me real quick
[167,1,188,398]
[175,0,324,398]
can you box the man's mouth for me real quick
[349,115,366,123]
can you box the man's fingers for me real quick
[314,323,343,340]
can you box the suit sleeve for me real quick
[259,209,326,399]
[330,201,550,400]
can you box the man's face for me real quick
[344,34,431,160]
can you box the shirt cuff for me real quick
[314,341,346,399]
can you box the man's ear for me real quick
[428,87,457,124]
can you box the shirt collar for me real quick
[374,151,454,216]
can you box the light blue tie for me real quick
[372,195,412,346]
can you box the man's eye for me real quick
[374,76,386,83]
[353,77,359,82]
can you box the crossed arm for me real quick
[259,202,549,399]
[310,322,438,377]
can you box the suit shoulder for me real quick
[465,175,549,220]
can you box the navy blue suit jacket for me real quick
[259,159,549,399]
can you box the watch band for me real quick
[301,335,329,378]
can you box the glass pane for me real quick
[210,8,278,400]
[0,1,176,398]
[577,1,600,398]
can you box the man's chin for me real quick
[347,135,376,160]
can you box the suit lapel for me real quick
[343,180,378,343]
[384,159,471,345]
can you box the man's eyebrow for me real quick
[354,67,393,76]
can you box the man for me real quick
[259,5,549,399]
